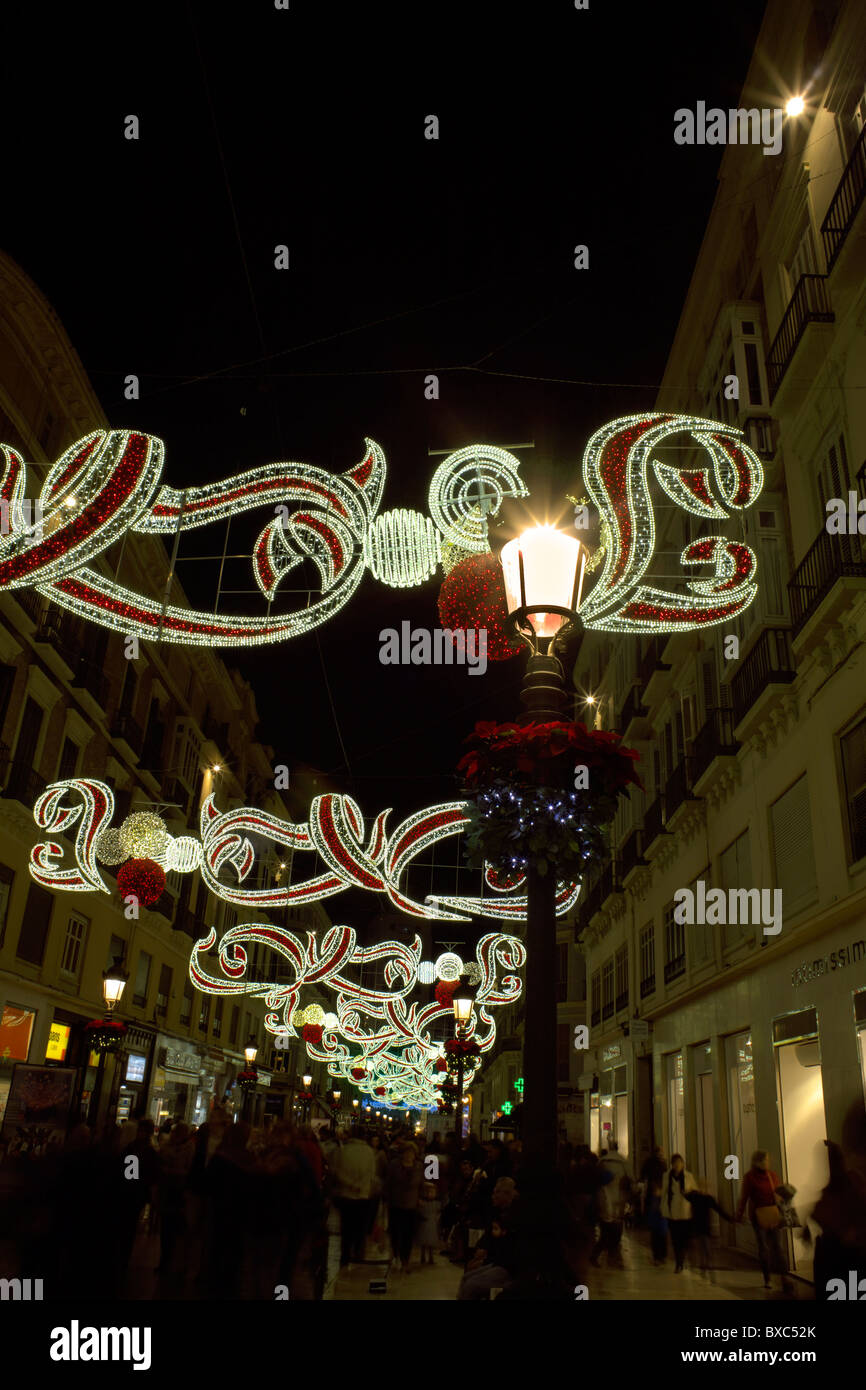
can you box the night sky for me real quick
[2,2,767,929]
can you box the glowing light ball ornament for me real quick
[117,857,166,908]
[438,552,523,661]
[434,952,463,982]
[417,961,436,984]
[95,828,126,865]
[120,811,168,861]
[363,509,441,587]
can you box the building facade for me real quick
[575,0,866,1282]
[0,251,337,1139]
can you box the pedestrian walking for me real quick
[641,1146,668,1264]
[385,1140,422,1272]
[416,1178,441,1264]
[735,1150,794,1294]
[660,1154,696,1273]
[685,1178,734,1281]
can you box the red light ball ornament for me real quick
[435,980,457,1006]
[117,857,166,908]
[437,552,522,662]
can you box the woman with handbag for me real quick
[735,1149,794,1294]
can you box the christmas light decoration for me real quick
[31,780,579,923]
[577,413,762,633]
[188,925,525,1109]
[434,952,463,982]
[117,858,166,907]
[119,811,168,861]
[417,961,436,984]
[438,551,523,662]
[428,446,528,551]
[363,509,441,587]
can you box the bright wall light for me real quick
[786,96,805,117]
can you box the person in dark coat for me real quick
[115,1119,160,1282]
[685,1179,734,1281]
[201,1120,255,1297]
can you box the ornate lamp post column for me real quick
[500,527,587,1166]
[451,975,477,1143]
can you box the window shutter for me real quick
[771,775,817,914]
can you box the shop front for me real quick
[150,1040,203,1125]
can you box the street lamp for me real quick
[501,525,586,1164]
[240,1035,258,1122]
[451,974,477,1142]
[302,1071,313,1123]
[102,959,129,1013]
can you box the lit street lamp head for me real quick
[102,958,129,1013]
[501,526,587,722]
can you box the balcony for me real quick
[618,684,649,737]
[639,975,655,1000]
[590,1008,601,1028]
[619,827,645,879]
[579,872,606,925]
[664,954,686,984]
[664,756,700,821]
[821,121,866,272]
[731,629,796,725]
[615,990,628,1012]
[766,274,833,400]
[643,794,668,849]
[788,526,866,637]
[111,712,144,759]
[1,758,46,806]
[639,636,672,705]
[601,997,614,1022]
[13,588,44,625]
[600,860,621,907]
[71,655,109,713]
[174,907,197,939]
[691,707,740,783]
[34,611,78,677]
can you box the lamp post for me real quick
[87,960,129,1129]
[452,974,476,1143]
[241,1036,258,1122]
[500,526,586,1166]
[302,1072,313,1124]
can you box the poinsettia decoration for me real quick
[434,981,458,1007]
[302,1023,324,1046]
[457,719,641,877]
[435,1057,448,1072]
[445,1037,481,1058]
[83,1017,128,1053]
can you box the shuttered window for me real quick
[841,718,866,863]
[719,831,753,951]
[771,775,817,915]
[16,882,54,964]
[690,864,714,963]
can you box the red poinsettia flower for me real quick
[435,1057,447,1071]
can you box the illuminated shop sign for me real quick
[791,937,866,987]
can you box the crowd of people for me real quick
[1,1102,864,1300]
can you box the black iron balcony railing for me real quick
[619,685,647,731]
[787,526,866,634]
[35,609,78,662]
[643,794,667,844]
[619,827,645,877]
[767,274,833,398]
[664,954,686,984]
[580,873,606,923]
[14,588,44,623]
[1,759,46,805]
[821,121,866,271]
[590,1008,601,1028]
[600,860,621,903]
[731,628,796,723]
[111,713,144,756]
[602,997,614,1021]
[692,707,740,780]
[664,757,699,818]
[71,655,109,708]
[639,974,655,999]
[639,636,671,689]
[615,990,628,1012]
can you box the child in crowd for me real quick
[416,1179,442,1265]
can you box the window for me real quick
[719,831,753,951]
[743,342,763,406]
[119,663,137,716]
[615,945,628,1012]
[664,904,686,983]
[0,664,17,737]
[13,697,44,775]
[817,434,850,530]
[590,971,601,1027]
[16,882,54,965]
[556,941,568,1002]
[0,862,14,949]
[841,718,866,864]
[60,914,88,979]
[105,933,126,972]
[771,775,818,916]
[639,922,655,997]
[666,1052,686,1160]
[133,951,152,1008]
[57,737,79,783]
[229,1004,240,1047]
[180,983,193,1027]
[199,995,211,1031]
[690,864,713,964]
[156,964,172,1018]
[601,958,614,1020]
[213,998,224,1038]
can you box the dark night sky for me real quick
[2,1,767,882]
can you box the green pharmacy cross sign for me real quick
[501,1101,513,1115]
[514,1077,524,1093]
